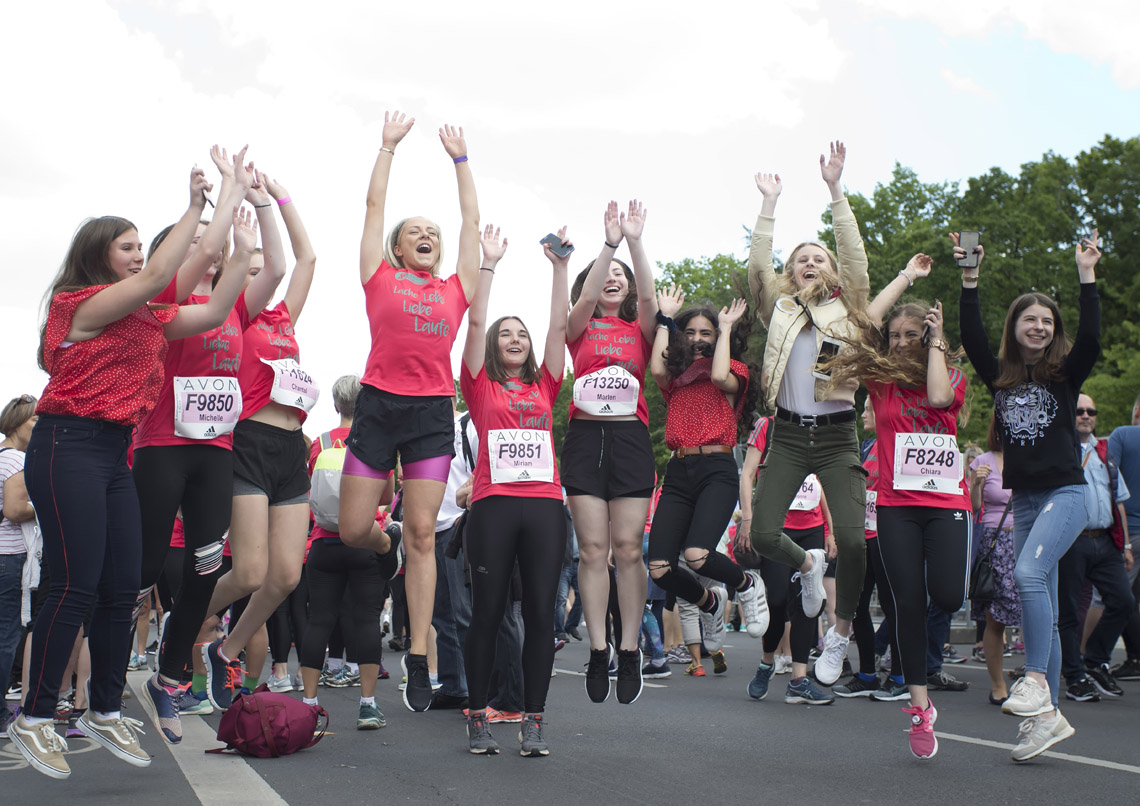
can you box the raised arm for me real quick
[953,232,998,390]
[360,111,414,285]
[747,173,782,327]
[650,285,685,391]
[439,124,480,301]
[67,167,211,341]
[1068,228,1103,384]
[567,201,623,341]
[171,144,241,301]
[712,299,747,395]
[922,300,954,408]
[822,143,870,312]
[261,172,312,324]
[867,253,932,325]
[165,206,258,340]
[621,200,658,342]
[462,225,505,376]
[542,227,571,377]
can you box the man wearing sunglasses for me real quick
[1057,394,1135,703]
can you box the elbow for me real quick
[929,393,954,409]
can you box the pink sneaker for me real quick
[902,700,938,759]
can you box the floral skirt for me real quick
[971,525,1021,626]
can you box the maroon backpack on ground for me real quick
[206,685,329,758]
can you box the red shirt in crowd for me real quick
[362,260,469,398]
[661,358,748,450]
[566,317,653,426]
[863,439,879,539]
[239,301,310,424]
[37,286,178,426]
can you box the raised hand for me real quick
[657,284,685,318]
[923,300,944,342]
[189,166,212,208]
[542,226,572,269]
[820,141,846,186]
[439,124,467,160]
[260,172,290,202]
[210,144,237,181]
[603,201,623,247]
[718,298,748,329]
[232,206,259,253]
[480,224,507,267]
[754,172,782,198]
[245,169,273,206]
[1075,228,1101,272]
[382,111,415,149]
[232,146,254,190]
[620,200,648,241]
[906,253,933,280]
[949,232,985,276]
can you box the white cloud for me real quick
[939,68,996,99]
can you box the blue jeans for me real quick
[0,552,26,721]
[554,561,581,635]
[1012,484,1089,707]
[432,520,471,697]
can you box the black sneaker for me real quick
[402,653,433,712]
[566,628,582,641]
[926,670,969,691]
[1064,677,1101,702]
[585,646,613,703]
[1110,658,1140,681]
[430,691,469,710]
[833,674,880,698]
[616,649,643,704]
[466,712,500,755]
[378,522,403,581]
[1085,663,1123,698]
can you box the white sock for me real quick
[327,658,344,671]
[303,696,318,706]
[360,696,376,706]
[429,673,439,685]
[346,662,359,674]
[23,715,53,725]
[95,710,121,720]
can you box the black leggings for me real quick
[300,540,384,668]
[268,566,308,664]
[760,526,823,664]
[465,496,565,713]
[133,444,233,680]
[875,506,970,686]
[648,454,745,604]
[852,536,901,677]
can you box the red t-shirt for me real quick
[362,260,469,397]
[748,416,824,530]
[661,358,748,450]
[863,439,879,540]
[37,286,178,426]
[460,363,564,504]
[566,317,653,426]
[135,290,251,450]
[867,370,972,511]
[239,301,309,424]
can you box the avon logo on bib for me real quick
[893,432,962,495]
[173,376,242,439]
[573,366,638,416]
[260,358,320,412]
[488,428,554,484]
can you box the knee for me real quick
[577,542,606,568]
[648,560,672,581]
[682,548,709,570]
[611,539,643,568]
[232,563,268,597]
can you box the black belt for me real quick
[1079,528,1110,538]
[775,407,856,427]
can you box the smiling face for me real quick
[497,317,532,374]
[1014,303,1055,362]
[789,243,837,291]
[392,217,441,272]
[887,314,924,354]
[682,314,717,358]
[599,260,631,312]
[106,228,144,280]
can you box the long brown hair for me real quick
[484,316,542,385]
[986,413,1003,453]
[994,293,1071,389]
[37,216,137,371]
[571,259,638,322]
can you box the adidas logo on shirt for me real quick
[598,404,613,414]
[295,396,306,407]
[203,426,216,437]
[922,479,939,491]
[518,470,531,480]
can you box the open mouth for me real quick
[604,284,621,294]
[416,243,432,254]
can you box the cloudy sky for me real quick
[2,0,1137,427]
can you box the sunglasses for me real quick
[1076,408,1097,416]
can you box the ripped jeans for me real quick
[1011,484,1089,708]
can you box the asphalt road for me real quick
[3,635,1138,805]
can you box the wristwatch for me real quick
[928,338,948,352]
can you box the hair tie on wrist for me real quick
[605,240,620,250]
[253,203,272,208]
[276,196,292,206]
[479,267,495,273]
[380,146,395,154]
[656,310,676,332]
[453,155,468,164]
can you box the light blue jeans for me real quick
[1011,484,1089,707]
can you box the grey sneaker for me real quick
[1003,676,1053,717]
[785,677,835,705]
[139,673,182,744]
[698,588,727,653]
[466,712,501,754]
[736,570,770,638]
[796,548,827,619]
[267,674,294,693]
[871,678,909,702]
[9,714,70,779]
[356,702,387,730]
[834,675,880,698]
[518,712,549,757]
[78,711,151,767]
[1011,710,1075,762]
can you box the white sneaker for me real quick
[736,570,770,638]
[698,587,727,653]
[796,548,827,619]
[1003,676,1053,717]
[9,715,70,779]
[774,654,793,675]
[813,626,850,686]
[267,674,294,693]
[1011,710,1074,762]
[78,712,151,767]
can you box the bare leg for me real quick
[400,479,446,657]
[984,612,1009,699]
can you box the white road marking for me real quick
[937,731,1140,774]
[127,676,288,805]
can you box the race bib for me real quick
[865,490,878,531]
[488,429,554,484]
[173,376,242,439]
[893,432,962,495]
[573,366,638,416]
[261,358,320,412]
[789,474,822,511]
